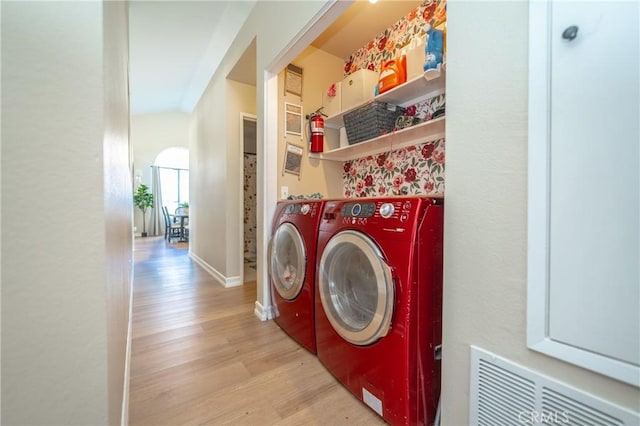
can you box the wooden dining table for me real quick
[174,210,189,242]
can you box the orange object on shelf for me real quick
[378,55,407,94]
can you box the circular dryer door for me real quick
[269,223,306,300]
[318,230,394,346]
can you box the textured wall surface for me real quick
[441,2,639,424]
[2,2,131,424]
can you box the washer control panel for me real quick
[341,202,376,218]
[379,203,395,218]
[372,199,413,222]
[338,199,415,222]
[284,203,316,216]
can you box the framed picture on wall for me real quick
[284,102,303,139]
[284,63,303,99]
[283,143,303,178]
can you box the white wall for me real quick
[225,80,256,278]
[190,77,258,285]
[103,2,134,423]
[277,45,345,199]
[130,111,190,233]
[190,62,257,286]
[1,1,131,425]
[190,1,342,298]
[191,73,230,281]
[441,2,640,424]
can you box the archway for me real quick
[147,147,190,238]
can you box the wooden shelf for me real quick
[324,65,446,129]
[309,116,445,162]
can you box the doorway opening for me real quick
[152,147,189,240]
[241,114,258,282]
[227,37,258,284]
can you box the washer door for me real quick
[319,230,394,346]
[269,222,306,300]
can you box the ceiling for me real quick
[129,0,419,115]
[311,0,419,60]
[129,1,255,114]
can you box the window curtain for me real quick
[150,166,164,236]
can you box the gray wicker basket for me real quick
[343,101,406,145]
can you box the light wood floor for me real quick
[129,237,386,425]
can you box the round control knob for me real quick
[379,203,395,218]
[351,204,362,217]
[300,204,310,215]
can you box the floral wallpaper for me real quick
[343,138,445,197]
[341,0,447,198]
[406,92,445,122]
[343,0,446,77]
[243,154,257,260]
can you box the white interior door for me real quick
[528,0,639,386]
[548,1,639,366]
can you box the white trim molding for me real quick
[527,0,639,388]
[121,255,135,426]
[189,251,242,288]
[254,300,274,322]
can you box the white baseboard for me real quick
[121,263,134,425]
[225,276,243,287]
[254,300,275,321]
[189,251,242,288]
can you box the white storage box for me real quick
[322,81,342,117]
[405,40,426,80]
[341,69,378,112]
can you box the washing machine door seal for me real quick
[268,222,306,300]
[319,230,394,346]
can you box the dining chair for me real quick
[163,206,182,243]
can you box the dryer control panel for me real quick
[339,200,414,222]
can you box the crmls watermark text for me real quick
[518,410,570,424]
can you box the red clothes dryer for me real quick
[315,196,444,426]
[268,200,325,353]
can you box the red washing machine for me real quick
[315,196,444,426]
[268,200,326,353]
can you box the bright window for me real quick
[154,148,189,213]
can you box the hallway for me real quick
[128,237,385,425]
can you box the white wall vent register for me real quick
[470,346,639,425]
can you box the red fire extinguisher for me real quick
[308,110,325,153]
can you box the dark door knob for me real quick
[562,25,579,41]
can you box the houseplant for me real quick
[133,184,154,237]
